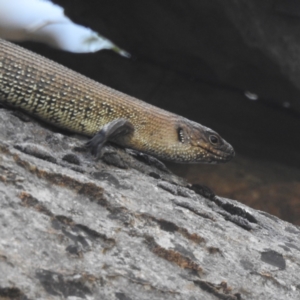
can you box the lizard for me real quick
[0,38,235,163]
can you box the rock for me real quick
[1,107,300,299]
[171,157,300,225]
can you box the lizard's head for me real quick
[176,119,235,163]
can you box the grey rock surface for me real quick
[1,109,300,300]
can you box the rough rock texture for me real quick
[1,108,300,299]
[170,156,300,226]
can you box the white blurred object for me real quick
[244,91,259,101]
[0,0,130,56]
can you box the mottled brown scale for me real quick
[0,38,234,163]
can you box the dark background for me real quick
[20,0,300,224]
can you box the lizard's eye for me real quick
[177,128,185,143]
[209,135,219,145]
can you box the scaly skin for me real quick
[0,38,234,163]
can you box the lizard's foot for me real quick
[85,118,134,158]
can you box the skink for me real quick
[0,38,234,163]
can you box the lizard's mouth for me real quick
[198,144,235,163]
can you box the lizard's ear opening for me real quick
[177,127,185,143]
